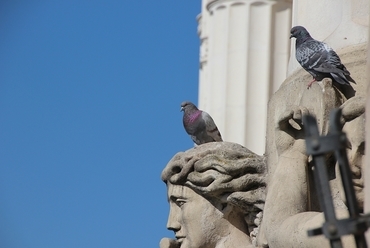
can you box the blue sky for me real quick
[0,1,200,247]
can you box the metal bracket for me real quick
[303,108,369,248]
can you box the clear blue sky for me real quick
[0,1,200,247]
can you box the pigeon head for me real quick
[180,101,198,112]
[290,26,311,39]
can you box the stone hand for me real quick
[275,105,309,156]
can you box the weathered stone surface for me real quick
[160,47,367,247]
[161,18,368,248]
[259,45,367,248]
[160,66,366,248]
[365,39,370,243]
[161,142,266,248]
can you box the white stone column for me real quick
[198,0,292,155]
[197,0,211,113]
[288,0,369,75]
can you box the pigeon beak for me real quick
[180,107,184,112]
[289,34,293,39]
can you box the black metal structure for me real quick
[303,108,370,248]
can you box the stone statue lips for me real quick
[174,235,185,247]
[352,179,363,190]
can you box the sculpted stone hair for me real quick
[161,142,266,213]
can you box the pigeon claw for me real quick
[307,78,316,89]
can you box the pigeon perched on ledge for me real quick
[290,26,355,89]
[180,101,223,145]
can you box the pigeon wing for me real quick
[309,43,352,85]
[202,112,223,142]
[312,46,349,74]
[296,40,327,70]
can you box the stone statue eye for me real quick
[358,142,365,155]
[175,199,186,207]
[345,140,352,150]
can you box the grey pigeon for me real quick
[290,26,355,89]
[180,101,223,145]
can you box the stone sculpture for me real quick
[336,96,366,211]
[258,77,368,247]
[161,78,366,247]
[162,4,368,243]
[160,142,266,248]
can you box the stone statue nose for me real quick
[348,150,363,178]
[166,204,181,232]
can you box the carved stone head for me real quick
[160,142,266,248]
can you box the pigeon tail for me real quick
[331,73,350,85]
[345,74,356,84]
[330,72,356,85]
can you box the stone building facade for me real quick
[197,0,368,155]
[160,0,370,247]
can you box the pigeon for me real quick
[290,26,355,89]
[180,101,223,145]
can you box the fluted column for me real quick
[198,0,292,155]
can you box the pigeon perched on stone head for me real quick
[290,26,355,89]
[180,101,223,145]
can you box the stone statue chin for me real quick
[160,142,266,248]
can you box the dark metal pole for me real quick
[303,109,369,248]
[304,113,342,248]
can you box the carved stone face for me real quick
[342,114,365,209]
[166,183,228,248]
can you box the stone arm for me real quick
[261,107,330,247]
[261,106,356,248]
